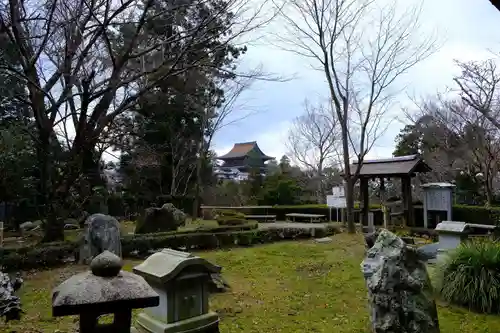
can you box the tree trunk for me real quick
[345,178,356,234]
[35,134,51,224]
[42,201,65,242]
[192,146,204,219]
[35,131,67,243]
[485,178,494,206]
[340,119,356,234]
[317,163,323,204]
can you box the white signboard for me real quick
[327,195,347,208]
[332,186,345,198]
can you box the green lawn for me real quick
[3,234,500,333]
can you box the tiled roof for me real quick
[217,141,274,160]
[351,154,431,177]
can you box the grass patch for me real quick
[3,234,500,332]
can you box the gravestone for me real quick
[361,229,440,333]
[79,213,122,264]
[135,203,187,234]
[133,248,221,333]
[52,251,159,333]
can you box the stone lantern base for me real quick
[133,311,220,333]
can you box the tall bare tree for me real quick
[191,74,258,217]
[274,0,437,232]
[0,0,275,240]
[423,97,500,204]
[454,59,500,130]
[287,98,340,202]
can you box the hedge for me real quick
[241,204,500,227]
[0,225,339,271]
[139,221,258,236]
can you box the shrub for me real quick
[434,239,500,314]
[0,224,340,271]
[0,241,77,272]
[216,216,248,226]
[122,226,340,255]
[215,209,246,219]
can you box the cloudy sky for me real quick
[212,0,500,162]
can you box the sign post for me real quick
[327,186,347,222]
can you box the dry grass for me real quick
[3,234,500,332]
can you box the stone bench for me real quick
[285,213,325,223]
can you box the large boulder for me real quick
[135,203,187,234]
[19,221,34,231]
[79,213,122,265]
[361,229,440,333]
[0,271,23,322]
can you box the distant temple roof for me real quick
[351,154,431,177]
[217,141,274,161]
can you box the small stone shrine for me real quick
[79,213,122,264]
[361,229,440,333]
[52,251,159,333]
[421,182,455,229]
[133,248,221,333]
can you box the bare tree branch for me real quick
[273,0,438,231]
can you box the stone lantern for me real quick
[52,251,159,333]
[132,248,221,333]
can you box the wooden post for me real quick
[361,178,369,229]
[401,177,413,227]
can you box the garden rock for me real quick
[135,203,187,234]
[19,221,34,231]
[79,213,122,265]
[314,237,333,243]
[32,220,43,228]
[209,273,231,293]
[0,271,23,322]
[361,229,440,333]
[417,242,440,261]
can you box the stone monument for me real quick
[135,203,187,234]
[133,248,221,333]
[52,251,159,333]
[79,213,122,264]
[361,229,440,333]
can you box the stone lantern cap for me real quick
[133,248,221,285]
[435,221,470,234]
[52,251,159,317]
